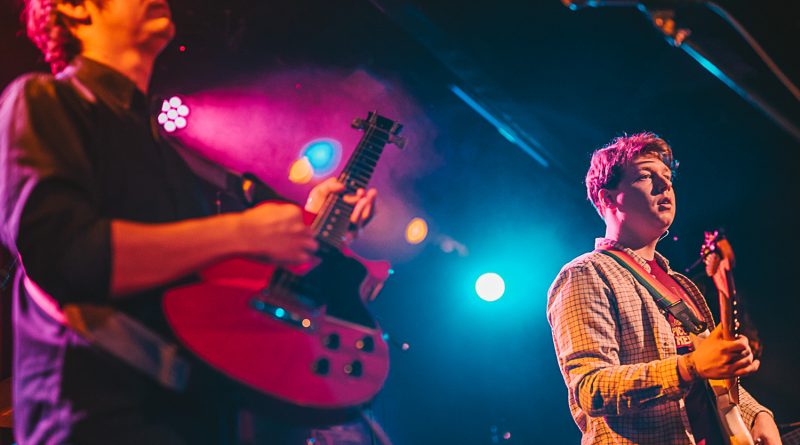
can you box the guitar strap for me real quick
[597,248,708,335]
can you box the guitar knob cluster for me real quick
[344,361,363,377]
[355,336,374,352]
[312,358,330,376]
[322,333,340,350]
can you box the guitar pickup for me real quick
[249,298,317,331]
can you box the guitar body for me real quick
[707,377,753,445]
[692,332,753,445]
[164,112,404,409]
[163,235,391,409]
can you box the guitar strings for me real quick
[267,122,391,307]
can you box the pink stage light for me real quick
[158,96,190,133]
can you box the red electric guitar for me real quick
[700,230,755,445]
[163,112,404,409]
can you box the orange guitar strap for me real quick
[597,247,708,335]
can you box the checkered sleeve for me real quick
[738,385,772,428]
[547,262,688,417]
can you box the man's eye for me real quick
[637,174,651,181]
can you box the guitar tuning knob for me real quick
[351,118,365,130]
[390,135,407,149]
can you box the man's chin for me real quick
[657,218,673,236]
[144,20,175,48]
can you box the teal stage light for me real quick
[301,138,342,177]
[475,272,505,302]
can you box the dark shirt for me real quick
[0,57,375,445]
[0,56,218,445]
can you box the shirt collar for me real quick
[594,237,673,273]
[58,56,148,114]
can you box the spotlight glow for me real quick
[405,217,428,244]
[475,273,505,302]
[301,138,342,177]
[289,157,314,184]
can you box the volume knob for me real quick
[355,336,375,352]
[344,361,363,377]
[322,333,340,350]
[312,358,330,375]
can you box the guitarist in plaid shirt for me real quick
[547,132,781,444]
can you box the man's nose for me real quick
[654,175,672,193]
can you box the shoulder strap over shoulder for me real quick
[597,247,708,335]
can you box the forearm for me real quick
[111,213,243,296]
[739,385,773,428]
[572,355,687,417]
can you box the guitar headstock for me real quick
[351,112,406,149]
[701,230,735,278]
[700,229,760,354]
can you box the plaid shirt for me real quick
[547,238,771,445]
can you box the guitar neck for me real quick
[716,267,738,341]
[311,114,397,249]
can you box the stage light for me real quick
[158,96,190,133]
[475,272,505,302]
[289,157,314,184]
[301,138,342,177]
[405,217,428,244]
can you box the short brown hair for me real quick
[585,132,676,214]
[24,0,85,74]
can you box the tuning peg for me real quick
[390,135,407,149]
[351,118,366,130]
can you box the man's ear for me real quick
[597,188,617,211]
[55,1,92,26]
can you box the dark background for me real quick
[2,0,799,443]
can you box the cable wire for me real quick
[705,1,800,103]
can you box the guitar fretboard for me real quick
[312,116,397,249]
